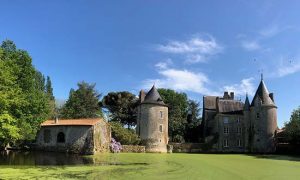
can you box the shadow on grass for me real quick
[246,154,300,162]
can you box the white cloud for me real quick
[277,61,300,77]
[259,25,281,38]
[155,59,173,69]
[185,54,206,64]
[156,35,222,64]
[143,64,256,97]
[241,40,261,51]
[143,68,216,95]
[223,78,256,96]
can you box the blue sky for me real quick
[1,0,300,127]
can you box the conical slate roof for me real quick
[244,94,250,111]
[143,85,166,105]
[251,80,274,106]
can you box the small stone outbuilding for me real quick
[36,118,111,155]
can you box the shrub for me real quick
[109,122,140,145]
[110,138,122,153]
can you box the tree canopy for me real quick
[284,106,300,145]
[102,91,138,127]
[60,82,102,119]
[158,88,188,142]
[0,40,53,147]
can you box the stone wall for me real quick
[36,122,111,155]
[36,126,94,154]
[121,145,145,153]
[169,143,205,153]
[137,103,168,152]
[93,121,111,153]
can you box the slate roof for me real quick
[217,99,244,113]
[41,118,104,126]
[204,96,244,114]
[142,85,166,105]
[203,96,218,110]
[251,80,275,106]
[244,95,250,111]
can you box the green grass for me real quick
[1,153,300,179]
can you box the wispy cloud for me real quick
[156,34,222,64]
[155,59,173,69]
[241,40,261,51]
[259,25,280,38]
[222,78,256,96]
[276,60,300,77]
[143,62,255,97]
[143,68,214,95]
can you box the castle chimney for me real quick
[139,90,146,103]
[223,92,229,99]
[55,117,59,124]
[230,92,234,100]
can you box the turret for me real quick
[137,85,168,152]
[250,77,277,153]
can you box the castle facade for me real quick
[202,78,278,153]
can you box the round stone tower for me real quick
[250,78,277,153]
[136,85,168,153]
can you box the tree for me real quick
[157,88,188,142]
[45,76,54,100]
[185,100,202,142]
[0,40,51,146]
[60,82,102,119]
[102,91,138,127]
[284,107,300,145]
[109,121,140,145]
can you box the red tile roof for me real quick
[41,118,104,126]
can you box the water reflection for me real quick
[0,151,150,166]
[0,150,94,166]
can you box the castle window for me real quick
[160,111,163,119]
[237,139,242,147]
[256,113,260,119]
[224,127,229,134]
[237,127,242,134]
[44,129,51,143]
[223,139,229,147]
[159,124,163,133]
[223,117,229,124]
[57,132,65,143]
[237,117,241,123]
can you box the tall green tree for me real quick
[0,40,51,146]
[60,82,102,119]
[45,76,54,100]
[102,91,138,127]
[185,100,202,142]
[158,88,188,142]
[284,107,300,145]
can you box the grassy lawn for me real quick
[1,153,300,179]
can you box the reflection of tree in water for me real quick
[0,151,93,166]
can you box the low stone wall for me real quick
[121,145,145,153]
[169,143,205,153]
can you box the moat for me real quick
[1,151,300,179]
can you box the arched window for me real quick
[57,132,65,143]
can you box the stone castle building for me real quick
[202,78,277,153]
[36,118,111,154]
[136,85,169,152]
